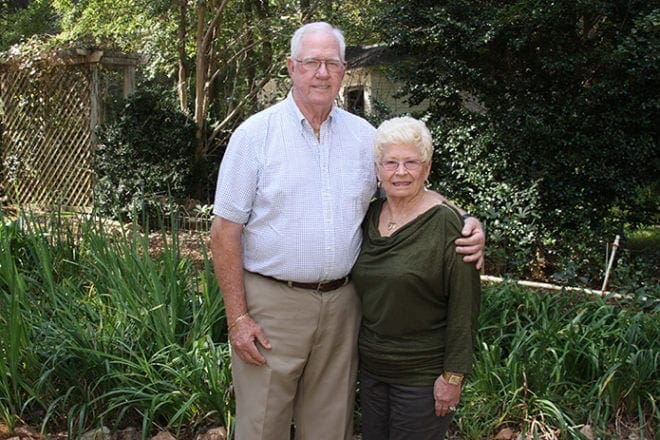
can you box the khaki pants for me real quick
[232,271,361,440]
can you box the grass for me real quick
[1,210,658,439]
[627,226,660,253]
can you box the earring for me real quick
[377,180,382,188]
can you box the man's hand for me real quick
[210,217,272,366]
[455,216,486,270]
[229,315,271,366]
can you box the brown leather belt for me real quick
[261,274,350,292]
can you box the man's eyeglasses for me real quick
[295,58,346,73]
[379,160,424,171]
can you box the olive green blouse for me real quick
[352,198,481,386]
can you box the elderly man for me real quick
[210,21,485,440]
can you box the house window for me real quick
[345,87,365,115]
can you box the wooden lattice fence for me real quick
[0,49,141,210]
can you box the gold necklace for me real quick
[385,197,421,232]
[386,203,401,231]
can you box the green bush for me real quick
[428,118,543,278]
[379,1,659,285]
[94,83,196,224]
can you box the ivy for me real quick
[379,1,659,284]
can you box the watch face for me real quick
[448,376,461,385]
[443,372,464,385]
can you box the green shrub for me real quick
[0,210,230,436]
[379,1,659,285]
[428,119,543,279]
[94,83,196,224]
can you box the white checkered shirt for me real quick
[213,92,377,282]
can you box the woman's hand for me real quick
[433,374,462,416]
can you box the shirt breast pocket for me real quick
[339,160,375,220]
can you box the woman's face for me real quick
[376,142,431,202]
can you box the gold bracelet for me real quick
[228,313,249,330]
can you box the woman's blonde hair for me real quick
[373,116,433,162]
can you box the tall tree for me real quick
[47,0,305,155]
[6,0,382,198]
[10,0,382,155]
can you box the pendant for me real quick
[387,221,397,231]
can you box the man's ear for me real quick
[286,57,295,76]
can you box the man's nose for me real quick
[315,62,330,76]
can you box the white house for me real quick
[340,44,427,116]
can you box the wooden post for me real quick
[89,61,99,144]
[123,65,136,98]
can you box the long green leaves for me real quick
[459,282,659,439]
[1,211,657,439]
[0,211,228,436]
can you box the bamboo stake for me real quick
[600,235,621,295]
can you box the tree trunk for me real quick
[177,0,188,113]
[193,0,229,161]
[194,1,207,160]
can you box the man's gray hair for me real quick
[290,22,346,61]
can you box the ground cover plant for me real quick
[0,211,231,437]
[1,211,658,439]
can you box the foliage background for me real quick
[378,1,659,285]
[2,0,657,287]
[0,1,658,436]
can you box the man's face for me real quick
[287,31,346,111]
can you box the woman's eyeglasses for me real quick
[379,160,424,171]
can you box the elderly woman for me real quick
[352,116,481,439]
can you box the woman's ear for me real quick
[423,161,432,181]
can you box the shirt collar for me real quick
[285,90,336,132]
